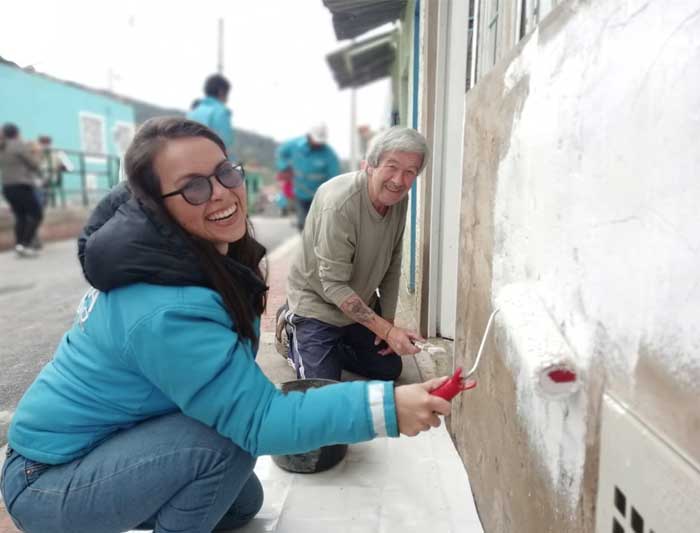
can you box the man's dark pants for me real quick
[2,184,43,247]
[287,313,402,382]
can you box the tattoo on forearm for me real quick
[341,295,376,325]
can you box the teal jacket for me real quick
[275,136,340,201]
[187,96,235,156]
[8,186,398,465]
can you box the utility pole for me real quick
[107,68,121,92]
[217,18,224,73]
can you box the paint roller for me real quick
[495,282,582,399]
[429,308,499,400]
[431,282,581,401]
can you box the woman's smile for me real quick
[206,203,239,222]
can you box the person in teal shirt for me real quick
[187,73,235,157]
[1,117,451,533]
[276,123,340,230]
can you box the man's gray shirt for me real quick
[287,171,407,327]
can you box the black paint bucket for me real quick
[271,378,349,474]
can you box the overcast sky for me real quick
[0,0,392,158]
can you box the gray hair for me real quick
[365,126,429,174]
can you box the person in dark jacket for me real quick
[0,123,43,256]
[1,117,451,533]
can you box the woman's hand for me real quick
[394,377,452,437]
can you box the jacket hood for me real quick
[78,182,267,298]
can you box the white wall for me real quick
[491,0,700,508]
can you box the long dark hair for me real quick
[124,117,266,341]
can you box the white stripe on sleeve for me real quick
[367,382,387,437]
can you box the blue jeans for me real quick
[1,413,263,532]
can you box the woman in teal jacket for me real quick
[0,117,451,533]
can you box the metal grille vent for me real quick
[595,394,700,533]
[610,485,655,533]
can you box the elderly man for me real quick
[276,126,429,381]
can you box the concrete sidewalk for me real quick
[0,235,483,533]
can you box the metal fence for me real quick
[42,148,121,208]
[2,147,278,213]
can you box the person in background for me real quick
[187,73,235,157]
[275,124,340,231]
[276,127,428,382]
[274,165,295,216]
[37,135,72,208]
[243,159,262,214]
[0,117,451,533]
[0,123,43,257]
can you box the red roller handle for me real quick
[430,367,477,401]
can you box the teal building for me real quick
[0,57,135,203]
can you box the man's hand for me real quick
[374,319,394,355]
[380,326,424,356]
[394,378,452,436]
[374,335,395,355]
[339,294,423,355]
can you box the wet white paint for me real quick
[494,282,587,503]
[491,0,700,510]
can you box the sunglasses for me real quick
[161,161,245,206]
